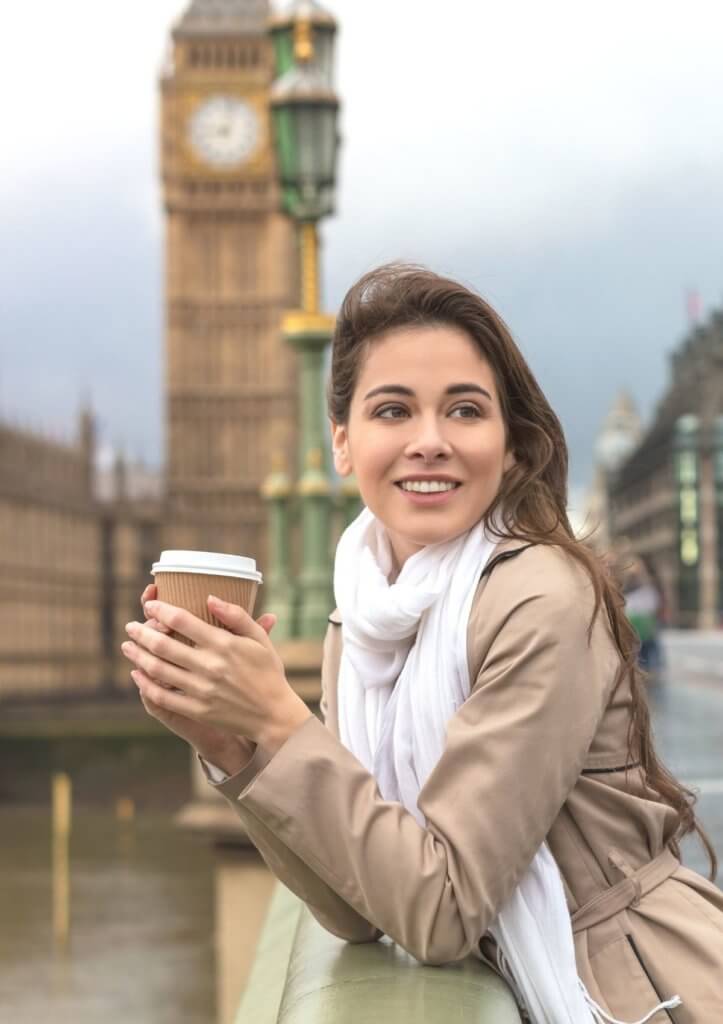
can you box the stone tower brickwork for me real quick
[160,0,299,582]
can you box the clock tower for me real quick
[160,0,299,580]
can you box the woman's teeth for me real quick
[398,481,459,493]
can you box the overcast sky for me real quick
[2,0,723,504]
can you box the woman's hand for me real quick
[122,591,312,758]
[133,585,275,774]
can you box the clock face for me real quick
[188,96,260,168]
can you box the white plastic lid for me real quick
[151,550,263,584]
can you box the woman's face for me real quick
[330,325,515,575]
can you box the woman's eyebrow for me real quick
[363,383,493,401]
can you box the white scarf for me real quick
[333,506,681,1024]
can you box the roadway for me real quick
[653,631,723,879]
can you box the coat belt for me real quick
[571,847,679,934]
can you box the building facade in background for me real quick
[605,312,723,628]
[0,409,162,699]
[0,0,304,702]
[584,390,642,551]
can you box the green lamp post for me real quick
[260,451,295,643]
[263,0,346,639]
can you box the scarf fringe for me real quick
[498,943,682,1024]
[580,983,682,1024]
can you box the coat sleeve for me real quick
[222,556,621,966]
[205,624,383,945]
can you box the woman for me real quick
[121,264,723,1023]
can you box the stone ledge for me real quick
[236,884,522,1023]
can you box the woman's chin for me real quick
[388,521,461,549]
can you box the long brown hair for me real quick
[327,262,717,880]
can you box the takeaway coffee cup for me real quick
[151,550,263,646]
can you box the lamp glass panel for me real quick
[312,31,335,85]
[272,107,298,183]
[295,106,337,182]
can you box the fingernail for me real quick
[145,601,159,614]
[209,595,225,607]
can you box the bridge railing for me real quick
[236,883,522,1024]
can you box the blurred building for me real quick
[0,0,303,701]
[605,311,723,628]
[0,408,162,699]
[584,390,642,550]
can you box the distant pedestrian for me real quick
[623,557,663,679]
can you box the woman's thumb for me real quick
[256,613,277,635]
[207,595,276,638]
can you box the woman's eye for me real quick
[375,405,407,419]
[450,404,482,418]
[374,404,482,419]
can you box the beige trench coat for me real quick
[209,539,723,1023]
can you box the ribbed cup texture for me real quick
[155,572,259,647]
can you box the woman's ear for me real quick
[330,419,353,477]
[503,448,517,474]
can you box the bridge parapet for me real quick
[236,883,522,1024]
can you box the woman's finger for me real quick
[142,600,222,649]
[138,685,165,721]
[124,620,206,675]
[146,617,172,635]
[135,673,177,716]
[206,596,268,644]
[133,670,205,720]
[122,637,199,694]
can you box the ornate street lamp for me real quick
[270,2,339,224]
[262,1,358,640]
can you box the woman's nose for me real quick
[404,418,453,459]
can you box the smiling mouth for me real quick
[394,482,463,494]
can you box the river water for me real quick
[0,806,218,1024]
